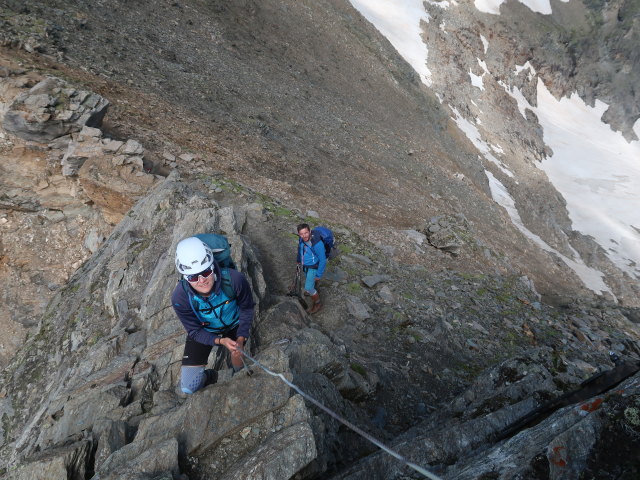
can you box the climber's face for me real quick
[298,227,311,243]
[189,269,215,295]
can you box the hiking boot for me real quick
[304,286,319,296]
[307,292,322,314]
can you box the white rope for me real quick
[238,348,442,480]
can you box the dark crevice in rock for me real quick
[85,436,98,480]
[497,359,640,441]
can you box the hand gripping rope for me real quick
[237,347,442,480]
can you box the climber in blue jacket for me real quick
[296,223,326,314]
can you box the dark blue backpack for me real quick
[312,226,334,257]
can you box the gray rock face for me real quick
[219,422,317,480]
[334,352,640,480]
[0,174,380,479]
[4,440,92,480]
[3,76,109,142]
[92,420,127,472]
[93,437,179,480]
[2,175,640,479]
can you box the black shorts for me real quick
[181,326,239,366]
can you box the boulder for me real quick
[93,420,128,472]
[93,437,179,480]
[346,295,371,321]
[134,373,293,455]
[287,328,377,402]
[4,440,92,480]
[423,213,471,256]
[3,76,109,142]
[361,274,390,288]
[219,422,317,480]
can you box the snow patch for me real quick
[500,72,640,279]
[515,61,537,77]
[478,58,490,74]
[499,80,530,119]
[485,171,613,295]
[450,107,514,178]
[480,34,489,54]
[349,0,432,86]
[475,0,569,15]
[470,70,485,90]
[425,0,451,8]
[535,81,640,279]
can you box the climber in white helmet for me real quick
[172,235,255,394]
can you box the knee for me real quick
[180,366,205,394]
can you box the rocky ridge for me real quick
[1,161,640,478]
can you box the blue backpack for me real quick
[195,233,236,269]
[312,226,334,257]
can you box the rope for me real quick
[237,347,442,480]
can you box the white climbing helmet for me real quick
[175,237,214,275]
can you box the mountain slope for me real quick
[3,0,631,303]
[2,0,640,478]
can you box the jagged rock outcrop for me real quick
[71,126,160,223]
[0,174,378,479]
[0,59,162,366]
[3,75,109,142]
[422,213,471,256]
[333,350,640,479]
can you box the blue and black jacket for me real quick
[171,260,255,346]
[297,231,327,278]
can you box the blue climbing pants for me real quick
[303,267,318,295]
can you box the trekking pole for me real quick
[295,263,302,296]
[287,264,302,297]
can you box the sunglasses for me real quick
[184,266,214,283]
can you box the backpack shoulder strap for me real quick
[219,268,236,301]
